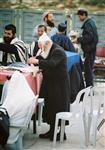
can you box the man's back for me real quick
[80,18,98,53]
[51,33,75,52]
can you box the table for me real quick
[0,68,40,133]
[65,51,80,72]
[65,51,84,104]
[0,69,37,95]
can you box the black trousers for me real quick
[84,51,96,87]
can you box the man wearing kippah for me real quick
[33,11,57,38]
[51,22,75,52]
[42,11,54,25]
[77,8,98,87]
[42,11,58,38]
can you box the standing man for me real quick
[77,8,98,87]
[42,11,54,25]
[33,11,57,38]
[0,24,28,65]
[27,33,70,141]
[42,11,58,38]
[51,22,76,52]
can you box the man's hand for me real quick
[27,57,39,65]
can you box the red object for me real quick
[96,46,105,57]
[0,70,38,95]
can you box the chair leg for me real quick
[83,113,88,146]
[33,113,37,134]
[78,116,86,148]
[38,98,44,126]
[38,103,43,126]
[92,116,98,146]
[16,135,23,150]
[87,113,92,144]
[53,116,59,146]
[60,119,65,142]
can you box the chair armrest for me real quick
[10,124,28,129]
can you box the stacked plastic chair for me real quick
[53,86,92,147]
[88,86,105,146]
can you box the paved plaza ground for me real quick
[22,83,105,150]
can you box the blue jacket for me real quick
[51,33,76,52]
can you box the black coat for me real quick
[37,43,70,124]
[78,18,98,55]
[69,63,85,103]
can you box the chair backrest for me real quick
[81,86,94,115]
[83,86,105,121]
[90,86,105,116]
[82,86,93,116]
[70,86,92,113]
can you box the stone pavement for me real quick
[23,83,105,150]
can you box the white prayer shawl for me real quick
[1,71,36,126]
[36,48,51,59]
[7,37,28,63]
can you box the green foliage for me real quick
[15,4,29,9]
[89,0,105,8]
[90,0,105,5]
[79,0,105,8]
[97,3,105,8]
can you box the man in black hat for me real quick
[77,8,98,87]
[51,22,75,52]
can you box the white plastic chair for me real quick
[37,98,44,126]
[53,86,92,147]
[31,97,44,134]
[88,86,105,146]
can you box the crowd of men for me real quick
[0,8,98,144]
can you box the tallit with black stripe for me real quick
[7,37,28,63]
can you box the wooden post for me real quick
[65,10,72,35]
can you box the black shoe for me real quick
[39,130,51,139]
[50,132,67,141]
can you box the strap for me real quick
[0,107,9,117]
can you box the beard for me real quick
[46,20,55,27]
[3,36,14,44]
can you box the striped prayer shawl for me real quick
[7,37,28,63]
